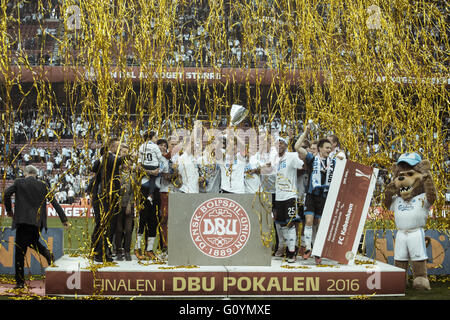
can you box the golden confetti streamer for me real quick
[349,292,377,300]
[428,275,450,283]
[280,264,311,269]
[137,259,165,266]
[158,265,199,270]
[315,264,340,268]
[354,258,376,265]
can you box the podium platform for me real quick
[45,254,405,298]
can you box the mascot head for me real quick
[392,152,431,201]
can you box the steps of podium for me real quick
[45,254,405,298]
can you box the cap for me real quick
[397,152,421,166]
[278,137,288,145]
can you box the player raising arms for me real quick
[271,136,305,263]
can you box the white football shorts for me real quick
[394,228,428,261]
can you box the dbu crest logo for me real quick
[190,198,250,258]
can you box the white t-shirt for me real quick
[244,153,261,194]
[60,190,67,202]
[219,151,246,194]
[275,152,304,201]
[61,147,70,158]
[156,156,171,193]
[197,154,221,193]
[168,152,181,193]
[177,152,199,193]
[259,147,277,194]
[390,193,430,230]
[54,154,62,165]
[138,141,164,168]
[138,141,165,184]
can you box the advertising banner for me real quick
[312,159,379,264]
[0,228,64,275]
[364,229,450,275]
[0,204,93,218]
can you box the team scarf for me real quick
[310,155,336,194]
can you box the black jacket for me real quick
[3,176,67,231]
[91,152,124,197]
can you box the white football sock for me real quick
[146,237,155,252]
[282,226,297,252]
[275,223,286,247]
[135,234,142,250]
[304,225,313,251]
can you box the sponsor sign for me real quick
[0,204,93,218]
[0,228,64,275]
[364,229,450,275]
[4,66,325,85]
[312,159,379,264]
[4,66,449,86]
[168,193,272,266]
[46,267,405,297]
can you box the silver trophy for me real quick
[229,104,248,127]
[307,119,320,139]
[307,119,318,131]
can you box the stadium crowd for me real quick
[4,1,447,69]
[1,111,449,205]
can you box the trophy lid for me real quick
[230,104,248,126]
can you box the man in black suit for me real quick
[3,165,70,289]
[89,139,125,263]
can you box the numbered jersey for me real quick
[138,141,164,168]
[275,152,304,201]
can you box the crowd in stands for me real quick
[0,111,95,204]
[4,1,448,69]
[1,109,449,205]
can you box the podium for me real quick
[44,176,406,298]
[168,193,273,266]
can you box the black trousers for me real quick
[91,198,103,256]
[141,165,159,198]
[14,224,51,285]
[137,188,160,250]
[91,191,120,258]
[114,207,134,252]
